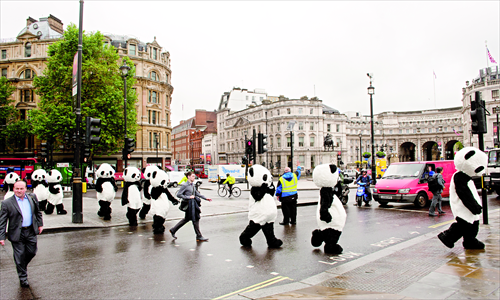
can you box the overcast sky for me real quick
[1,1,499,126]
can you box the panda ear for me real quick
[465,150,475,160]
[249,168,254,177]
[329,164,337,174]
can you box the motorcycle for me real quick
[355,182,370,207]
[340,178,353,205]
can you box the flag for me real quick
[453,128,460,136]
[433,71,437,79]
[487,48,497,64]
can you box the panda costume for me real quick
[31,169,49,211]
[239,165,283,248]
[149,169,179,234]
[121,167,143,226]
[438,147,487,249]
[139,165,159,220]
[2,172,20,200]
[311,164,346,254]
[95,163,118,220]
[45,169,67,215]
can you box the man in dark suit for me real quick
[0,180,44,288]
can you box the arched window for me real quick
[149,71,158,81]
[20,69,35,79]
[25,42,32,57]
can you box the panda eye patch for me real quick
[475,166,484,173]
[465,150,475,160]
[249,168,254,177]
[161,180,165,185]
[263,174,267,181]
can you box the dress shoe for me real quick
[439,211,446,214]
[196,237,209,242]
[279,222,289,225]
[290,222,296,225]
[429,213,437,216]
[20,280,29,288]
[169,229,177,239]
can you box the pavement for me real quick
[1,179,499,299]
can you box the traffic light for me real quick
[242,156,248,166]
[86,117,102,145]
[40,142,49,162]
[337,151,342,162]
[258,133,268,154]
[245,138,255,161]
[124,137,135,158]
[82,145,91,163]
[471,91,487,134]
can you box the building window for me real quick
[413,129,417,133]
[311,155,315,168]
[277,137,281,147]
[493,90,499,99]
[277,123,280,131]
[152,48,157,60]
[149,71,158,81]
[310,136,315,147]
[25,42,31,57]
[149,132,152,148]
[277,109,280,116]
[389,129,393,134]
[299,108,303,114]
[399,129,403,134]
[310,108,313,115]
[299,136,304,147]
[299,122,303,130]
[165,73,169,84]
[287,108,291,114]
[149,90,158,103]
[1,68,7,77]
[1,50,6,59]
[287,137,291,147]
[406,129,410,133]
[336,124,340,132]
[310,122,314,130]
[152,111,157,124]
[20,90,33,102]
[327,124,331,132]
[20,69,34,79]
[166,113,169,126]
[129,44,136,56]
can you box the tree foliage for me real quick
[0,77,28,153]
[31,24,138,155]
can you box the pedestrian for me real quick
[276,166,301,225]
[0,180,44,288]
[429,167,446,216]
[169,172,212,241]
[223,173,235,197]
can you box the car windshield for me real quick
[382,164,425,179]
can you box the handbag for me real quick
[179,200,189,212]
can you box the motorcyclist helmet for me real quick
[361,169,367,174]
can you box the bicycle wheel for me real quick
[232,187,241,197]
[218,186,228,197]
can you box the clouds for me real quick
[1,1,498,126]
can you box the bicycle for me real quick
[217,184,241,198]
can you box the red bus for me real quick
[193,164,208,179]
[0,158,38,188]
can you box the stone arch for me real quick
[445,140,461,160]
[399,142,416,162]
[422,140,439,161]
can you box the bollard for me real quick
[82,182,87,193]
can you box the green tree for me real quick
[31,24,137,155]
[0,77,29,153]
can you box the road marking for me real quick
[428,220,454,228]
[212,276,292,300]
[319,251,363,265]
[409,231,419,235]
[371,237,404,248]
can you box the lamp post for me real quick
[154,133,159,166]
[355,146,359,167]
[120,60,130,168]
[367,74,376,183]
[358,132,362,166]
[190,141,194,170]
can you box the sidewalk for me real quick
[242,209,500,300]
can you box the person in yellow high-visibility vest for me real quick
[275,166,301,225]
[222,173,236,197]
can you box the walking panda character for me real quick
[138,165,159,220]
[438,147,487,249]
[239,165,283,248]
[311,164,346,254]
[95,163,118,220]
[2,172,20,200]
[121,167,142,226]
[45,169,67,215]
[149,169,179,234]
[31,169,49,211]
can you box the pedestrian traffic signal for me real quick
[245,138,255,161]
[471,91,487,134]
[82,145,91,163]
[40,142,49,162]
[124,137,135,158]
[242,156,248,165]
[258,133,268,154]
[86,117,102,145]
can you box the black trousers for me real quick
[11,227,38,281]
[280,194,298,224]
[170,217,202,238]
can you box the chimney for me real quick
[26,17,37,27]
[47,15,64,34]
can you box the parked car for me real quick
[166,171,202,188]
[372,160,456,208]
[343,169,358,181]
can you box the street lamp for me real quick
[190,141,194,170]
[358,132,362,167]
[367,73,376,183]
[154,133,159,166]
[120,60,130,168]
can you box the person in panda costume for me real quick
[311,164,347,254]
[149,169,179,234]
[121,167,142,226]
[239,165,283,248]
[45,169,67,215]
[31,169,49,211]
[95,163,118,221]
[438,147,487,249]
[2,172,20,201]
[138,165,159,220]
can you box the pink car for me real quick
[372,161,456,208]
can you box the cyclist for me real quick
[222,173,236,197]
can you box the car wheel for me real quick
[414,192,428,208]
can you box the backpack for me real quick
[427,175,440,192]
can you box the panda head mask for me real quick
[454,147,487,178]
[96,163,115,179]
[313,164,340,188]
[47,169,62,183]
[142,165,159,180]
[123,167,141,182]
[31,169,47,182]
[4,172,20,184]
[150,169,169,188]
[248,165,272,188]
